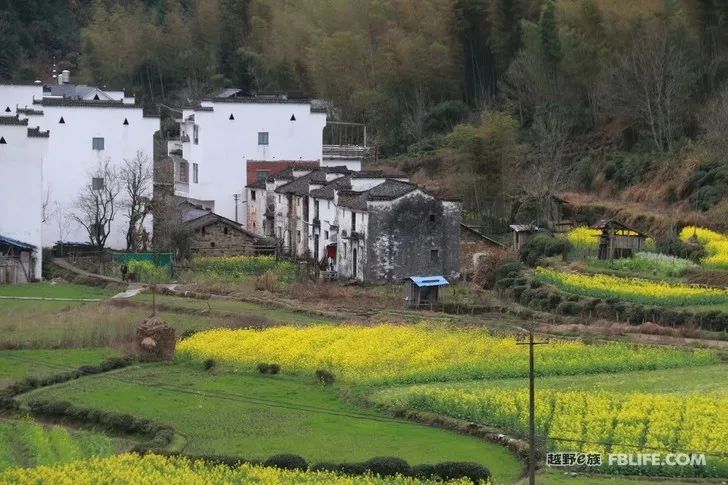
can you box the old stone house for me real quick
[184,210,268,257]
[460,224,507,275]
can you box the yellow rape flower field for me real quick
[534,267,728,306]
[0,454,464,485]
[680,226,728,270]
[177,325,718,385]
[377,386,728,477]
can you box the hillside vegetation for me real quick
[4,0,728,232]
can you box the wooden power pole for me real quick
[517,324,549,485]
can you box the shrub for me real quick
[556,301,581,316]
[0,395,18,411]
[310,462,366,475]
[263,454,308,470]
[315,369,335,385]
[473,249,515,289]
[494,260,522,280]
[268,363,281,375]
[519,234,569,266]
[203,359,216,371]
[410,464,437,479]
[256,363,270,374]
[361,457,410,477]
[433,462,491,482]
[128,260,170,283]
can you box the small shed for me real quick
[593,219,648,260]
[404,276,449,309]
[0,235,38,284]
[509,224,540,250]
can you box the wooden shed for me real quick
[593,219,648,260]
[404,276,449,309]
[0,235,37,284]
[509,224,541,250]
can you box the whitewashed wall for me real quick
[0,84,43,113]
[34,103,158,248]
[178,101,326,223]
[0,123,47,278]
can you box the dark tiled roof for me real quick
[309,175,351,200]
[275,169,330,196]
[16,107,43,116]
[246,178,267,189]
[337,190,369,211]
[33,98,143,109]
[27,127,49,138]
[0,115,28,126]
[366,179,418,200]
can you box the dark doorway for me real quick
[352,247,358,278]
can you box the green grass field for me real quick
[0,348,121,389]
[0,418,121,470]
[18,362,523,484]
[0,282,117,299]
[130,293,338,325]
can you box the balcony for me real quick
[322,122,368,163]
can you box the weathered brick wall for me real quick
[365,193,461,282]
[190,221,257,257]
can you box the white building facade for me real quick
[0,78,158,255]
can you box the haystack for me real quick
[136,316,176,362]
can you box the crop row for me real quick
[534,267,728,306]
[390,387,728,477]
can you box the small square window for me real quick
[91,177,104,190]
[251,190,257,201]
[297,230,301,243]
[324,230,329,239]
[92,137,104,150]
[258,132,269,145]
[192,163,199,183]
[257,170,269,180]
[429,213,435,222]
[224,226,229,235]
[430,249,440,263]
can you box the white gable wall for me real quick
[178,102,326,224]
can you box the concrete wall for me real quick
[365,191,461,282]
[0,123,47,278]
[178,102,326,224]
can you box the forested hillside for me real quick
[3,0,728,234]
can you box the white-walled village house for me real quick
[0,73,158,277]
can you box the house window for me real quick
[278,195,281,203]
[344,242,348,254]
[327,201,331,209]
[201,227,206,235]
[193,124,199,144]
[224,226,229,235]
[178,161,189,183]
[314,200,319,218]
[210,241,215,248]
[257,170,269,180]
[91,177,104,190]
[92,137,104,150]
[324,230,329,239]
[351,212,356,231]
[192,163,199,183]
[297,230,301,243]
[430,249,440,263]
[258,132,269,145]
[251,190,257,201]
[429,213,435,222]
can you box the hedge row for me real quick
[25,397,491,482]
[1,356,135,397]
[27,399,175,452]
[147,451,491,482]
[500,277,728,332]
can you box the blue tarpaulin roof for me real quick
[408,276,449,287]
[0,235,36,251]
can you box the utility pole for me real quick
[233,193,239,222]
[517,323,549,485]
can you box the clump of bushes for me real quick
[203,359,216,371]
[315,369,335,385]
[519,234,569,266]
[127,260,171,283]
[2,356,134,396]
[257,363,281,375]
[263,454,308,470]
[362,457,410,477]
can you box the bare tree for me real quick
[120,151,152,252]
[74,160,121,248]
[519,109,571,224]
[701,83,728,157]
[41,186,51,223]
[601,23,697,152]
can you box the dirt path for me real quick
[51,258,125,284]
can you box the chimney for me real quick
[61,70,70,84]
